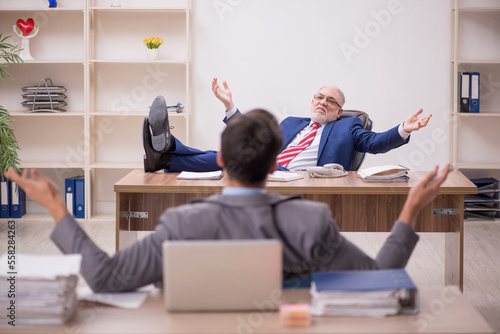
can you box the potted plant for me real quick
[143,37,163,60]
[1,33,23,175]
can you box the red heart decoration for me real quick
[17,18,35,36]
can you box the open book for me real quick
[357,165,409,182]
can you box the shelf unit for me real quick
[0,0,191,222]
[450,1,500,171]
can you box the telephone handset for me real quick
[307,163,348,178]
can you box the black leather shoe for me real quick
[148,95,173,153]
[143,117,170,172]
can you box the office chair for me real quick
[338,110,373,171]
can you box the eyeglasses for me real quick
[313,94,341,108]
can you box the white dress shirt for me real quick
[225,108,410,171]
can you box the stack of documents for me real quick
[0,254,82,326]
[357,165,409,182]
[267,171,303,182]
[310,269,418,317]
[176,171,223,180]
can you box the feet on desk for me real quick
[143,117,171,172]
[148,95,174,153]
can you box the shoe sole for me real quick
[148,96,169,152]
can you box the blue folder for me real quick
[1,179,11,218]
[65,178,75,217]
[470,72,480,113]
[65,176,85,218]
[10,181,26,219]
[312,268,416,292]
[74,177,85,219]
[311,268,418,315]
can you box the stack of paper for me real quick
[357,165,409,182]
[310,269,418,317]
[176,171,223,180]
[267,171,303,182]
[0,254,82,326]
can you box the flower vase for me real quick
[147,48,159,60]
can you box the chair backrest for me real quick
[338,110,373,171]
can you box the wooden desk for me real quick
[114,170,476,288]
[10,287,494,333]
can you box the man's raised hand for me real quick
[212,78,235,111]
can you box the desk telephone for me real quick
[307,163,348,178]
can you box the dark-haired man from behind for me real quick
[5,109,449,292]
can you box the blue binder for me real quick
[65,178,75,216]
[1,179,11,218]
[311,268,418,315]
[312,268,416,292]
[459,72,470,113]
[10,181,26,218]
[74,177,85,219]
[470,72,480,113]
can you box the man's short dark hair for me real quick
[221,109,283,185]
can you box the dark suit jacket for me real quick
[278,116,409,171]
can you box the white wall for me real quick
[190,0,451,171]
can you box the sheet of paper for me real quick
[77,286,150,309]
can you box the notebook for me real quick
[162,240,282,312]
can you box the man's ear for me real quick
[268,161,277,174]
[337,108,343,119]
[216,150,224,168]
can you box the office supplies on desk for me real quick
[459,72,470,113]
[310,269,418,317]
[1,179,11,218]
[0,254,81,326]
[10,181,26,218]
[162,240,282,311]
[176,170,223,180]
[267,171,304,182]
[470,72,480,113]
[307,163,347,178]
[357,165,409,182]
[280,303,311,326]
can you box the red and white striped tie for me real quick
[277,123,320,167]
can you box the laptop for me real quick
[162,239,282,312]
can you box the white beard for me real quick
[311,112,328,124]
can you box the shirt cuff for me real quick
[398,123,410,140]
[225,107,238,119]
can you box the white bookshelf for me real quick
[450,0,500,172]
[0,0,191,221]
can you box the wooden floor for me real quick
[1,219,499,333]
